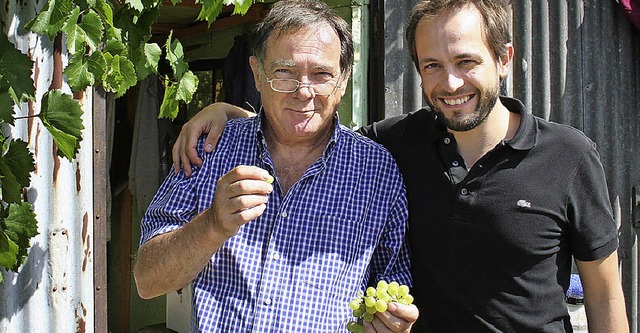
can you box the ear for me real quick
[337,73,350,97]
[497,43,514,79]
[249,56,263,92]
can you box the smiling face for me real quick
[415,4,512,132]
[249,24,347,145]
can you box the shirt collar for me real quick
[500,96,536,150]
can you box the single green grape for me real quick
[349,299,361,310]
[402,294,414,305]
[375,299,388,312]
[352,308,365,318]
[377,280,389,291]
[398,284,410,297]
[265,175,274,184]
[364,296,376,307]
[366,286,376,297]
[388,281,400,296]
[366,305,378,314]
[346,321,361,332]
[363,312,375,323]
[375,288,389,299]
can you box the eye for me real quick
[459,59,478,67]
[314,71,335,82]
[422,63,439,73]
[273,68,295,78]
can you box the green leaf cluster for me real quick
[1,0,257,282]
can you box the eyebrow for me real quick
[420,52,482,64]
[268,60,338,73]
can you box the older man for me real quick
[133,0,415,332]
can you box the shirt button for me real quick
[444,137,451,144]
[461,188,468,195]
[452,160,459,167]
[281,211,288,218]
[272,253,281,260]
[264,298,272,305]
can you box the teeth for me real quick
[442,96,470,105]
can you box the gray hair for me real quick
[251,0,354,78]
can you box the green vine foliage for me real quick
[0,0,257,282]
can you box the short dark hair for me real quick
[406,0,511,71]
[251,0,354,78]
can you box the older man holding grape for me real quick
[133,1,417,332]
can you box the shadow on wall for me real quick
[0,243,45,320]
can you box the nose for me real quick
[295,82,316,98]
[442,68,465,92]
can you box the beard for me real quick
[425,82,500,132]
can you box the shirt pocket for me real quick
[295,215,366,299]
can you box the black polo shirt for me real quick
[359,97,618,332]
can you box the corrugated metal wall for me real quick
[0,1,96,332]
[510,0,640,329]
[378,0,640,330]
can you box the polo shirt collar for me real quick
[500,96,536,150]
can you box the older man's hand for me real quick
[208,165,274,237]
[363,302,419,333]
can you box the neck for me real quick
[450,99,520,169]
[264,122,334,193]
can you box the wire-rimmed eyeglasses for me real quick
[266,78,341,96]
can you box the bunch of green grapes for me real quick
[346,280,414,333]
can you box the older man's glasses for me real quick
[266,78,340,96]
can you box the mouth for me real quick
[439,94,475,106]
[289,108,316,114]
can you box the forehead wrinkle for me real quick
[267,60,339,74]
[267,59,297,70]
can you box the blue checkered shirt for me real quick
[140,114,412,333]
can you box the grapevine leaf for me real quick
[64,51,107,92]
[63,8,104,54]
[165,32,187,80]
[39,90,85,159]
[24,0,74,40]
[230,0,253,15]
[0,232,19,273]
[2,202,38,270]
[114,7,158,50]
[102,54,137,98]
[159,79,179,119]
[197,0,224,26]
[94,0,122,41]
[126,0,145,12]
[132,43,161,80]
[0,156,22,203]
[80,11,105,50]
[0,34,35,103]
[104,40,127,56]
[176,71,199,104]
[0,83,15,125]
[4,139,34,189]
[62,7,82,54]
